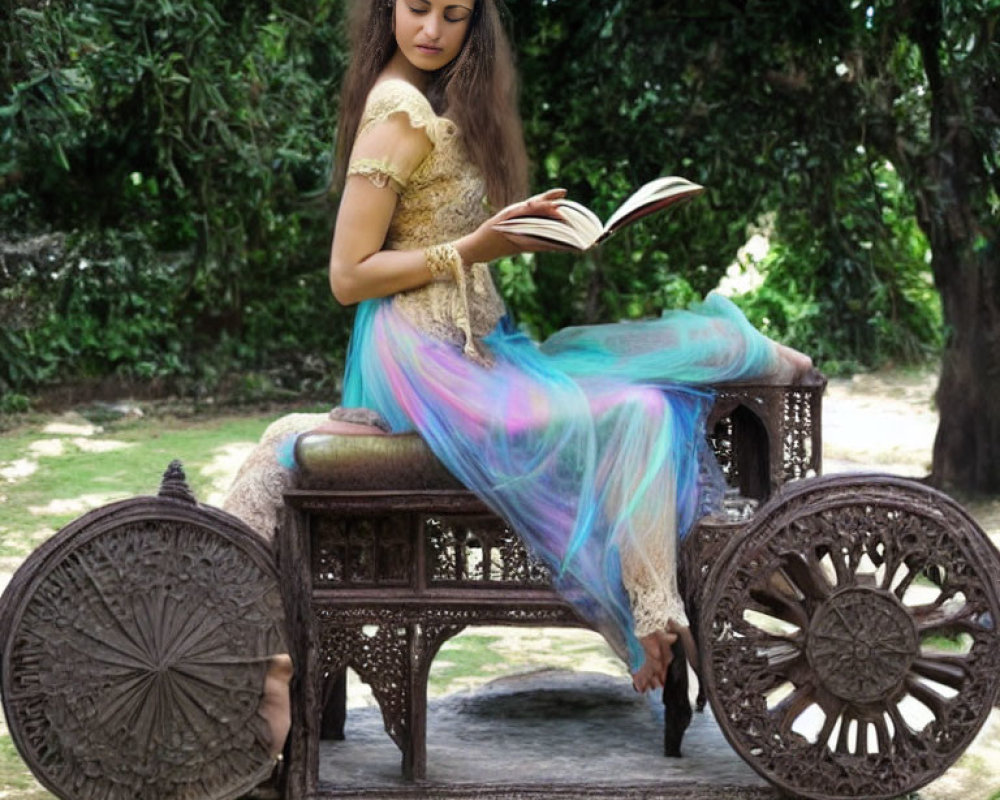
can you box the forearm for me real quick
[329,227,509,307]
[329,246,439,306]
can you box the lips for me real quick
[416,45,442,55]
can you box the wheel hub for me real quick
[806,586,919,704]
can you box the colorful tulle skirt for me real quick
[341,292,777,670]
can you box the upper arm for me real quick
[328,113,433,301]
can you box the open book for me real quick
[492,176,704,251]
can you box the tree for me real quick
[855,0,999,491]
[510,0,998,493]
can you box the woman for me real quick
[247,0,811,758]
[324,0,812,694]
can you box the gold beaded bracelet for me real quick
[424,242,463,283]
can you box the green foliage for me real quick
[0,393,31,414]
[2,0,975,396]
[1,0,351,396]
[738,158,941,373]
[507,0,944,367]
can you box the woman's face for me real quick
[393,0,474,72]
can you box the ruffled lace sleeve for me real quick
[357,79,439,142]
[347,80,440,194]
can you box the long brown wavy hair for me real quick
[331,0,529,208]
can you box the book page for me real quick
[603,176,703,235]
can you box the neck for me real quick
[384,49,429,93]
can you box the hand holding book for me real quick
[492,176,704,252]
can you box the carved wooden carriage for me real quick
[2,374,999,800]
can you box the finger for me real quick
[528,188,566,202]
[521,199,565,220]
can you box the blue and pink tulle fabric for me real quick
[338,291,777,670]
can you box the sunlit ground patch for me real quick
[201,441,257,505]
[69,438,133,454]
[27,493,128,517]
[0,460,36,482]
[27,439,63,457]
[40,420,98,437]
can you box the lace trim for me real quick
[626,580,689,637]
[620,528,689,636]
[424,242,461,282]
[347,158,407,194]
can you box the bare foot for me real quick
[770,343,814,384]
[258,654,293,759]
[631,621,699,693]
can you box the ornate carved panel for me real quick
[424,515,551,587]
[312,514,413,587]
[782,387,818,482]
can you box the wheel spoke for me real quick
[835,712,853,754]
[905,675,949,719]
[892,564,919,601]
[910,655,967,691]
[814,699,842,749]
[780,552,832,601]
[748,585,810,629]
[873,714,892,754]
[887,702,918,752]
[750,645,811,688]
[914,604,984,636]
[773,683,815,735]
[855,720,868,756]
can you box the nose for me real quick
[422,13,441,40]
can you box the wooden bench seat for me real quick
[277,378,825,798]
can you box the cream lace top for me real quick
[347,79,505,360]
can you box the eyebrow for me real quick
[411,0,474,10]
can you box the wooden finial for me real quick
[158,459,197,504]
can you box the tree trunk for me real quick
[909,2,1000,493]
[929,242,1000,493]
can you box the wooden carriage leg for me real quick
[661,639,692,757]
[401,622,464,779]
[276,505,319,800]
[403,622,427,780]
[320,670,347,740]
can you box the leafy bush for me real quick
[1,0,948,398]
[1,0,351,396]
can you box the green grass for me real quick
[429,634,507,695]
[0,412,281,556]
[0,720,55,799]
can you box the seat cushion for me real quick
[294,420,462,491]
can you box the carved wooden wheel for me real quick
[700,474,1000,800]
[0,463,287,800]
